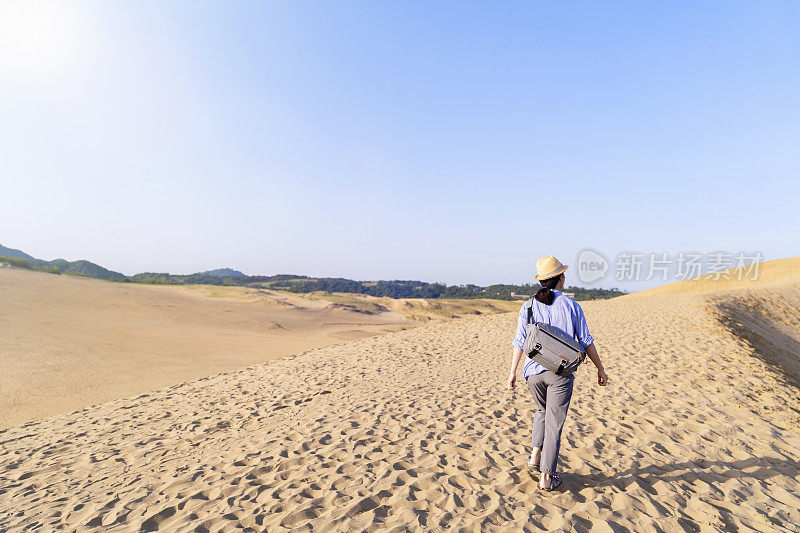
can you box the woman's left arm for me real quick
[574,304,607,386]
[508,347,524,390]
[584,342,607,386]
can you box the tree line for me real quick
[2,256,625,301]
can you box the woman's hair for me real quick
[534,273,564,306]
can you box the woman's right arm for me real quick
[508,303,528,390]
[584,343,607,386]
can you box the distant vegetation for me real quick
[1,243,625,301]
[0,256,35,270]
[127,272,244,285]
[252,277,624,301]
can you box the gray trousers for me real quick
[526,370,575,474]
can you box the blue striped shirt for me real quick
[512,290,595,379]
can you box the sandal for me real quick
[540,474,562,491]
[527,458,540,472]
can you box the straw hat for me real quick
[534,255,568,281]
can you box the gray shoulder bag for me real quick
[522,299,586,375]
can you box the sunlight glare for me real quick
[0,0,82,77]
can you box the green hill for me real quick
[0,243,125,281]
[57,259,126,281]
[197,268,246,277]
[0,243,38,263]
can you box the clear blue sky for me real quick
[2,1,799,289]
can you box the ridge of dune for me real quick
[625,256,800,298]
[705,285,800,388]
[627,256,800,386]
[2,274,800,531]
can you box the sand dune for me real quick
[0,268,412,429]
[628,257,800,386]
[626,256,800,297]
[2,261,800,531]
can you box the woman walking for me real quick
[507,256,608,491]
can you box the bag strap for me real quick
[525,298,533,325]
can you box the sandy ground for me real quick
[0,269,516,429]
[0,268,413,428]
[2,260,800,531]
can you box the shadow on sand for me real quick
[553,456,799,532]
